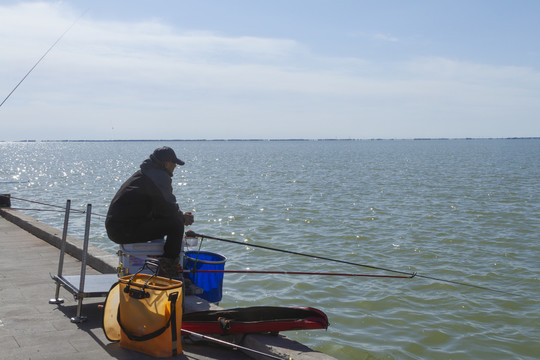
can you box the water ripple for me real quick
[2,139,539,360]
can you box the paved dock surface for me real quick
[0,214,255,360]
[0,210,337,360]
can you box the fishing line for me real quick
[7,208,68,213]
[6,195,107,218]
[189,237,206,284]
[0,9,88,108]
[8,195,76,212]
[186,231,516,296]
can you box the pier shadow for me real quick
[52,300,241,359]
[52,301,194,359]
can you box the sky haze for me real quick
[1,1,539,140]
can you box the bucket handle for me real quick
[123,260,160,299]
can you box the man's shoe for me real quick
[157,256,180,278]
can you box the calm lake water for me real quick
[1,139,539,360]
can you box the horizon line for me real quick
[1,137,539,143]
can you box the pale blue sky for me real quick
[1,0,539,140]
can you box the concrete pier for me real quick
[0,208,336,360]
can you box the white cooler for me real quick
[117,237,199,275]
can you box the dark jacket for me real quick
[105,157,180,240]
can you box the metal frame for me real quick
[49,201,118,323]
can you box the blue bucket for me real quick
[184,251,226,303]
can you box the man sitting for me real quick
[105,146,194,278]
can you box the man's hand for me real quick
[183,212,194,226]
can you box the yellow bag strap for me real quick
[117,291,179,346]
[170,291,179,356]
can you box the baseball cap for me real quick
[151,146,185,165]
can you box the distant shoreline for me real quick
[2,137,539,143]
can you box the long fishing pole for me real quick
[0,9,88,109]
[185,269,414,279]
[182,328,291,360]
[186,231,516,296]
[186,230,414,275]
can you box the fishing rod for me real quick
[186,231,516,296]
[185,269,413,279]
[182,328,292,360]
[186,230,414,276]
[0,9,87,109]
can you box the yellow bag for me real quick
[115,269,183,357]
[103,282,121,342]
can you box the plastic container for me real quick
[184,251,227,303]
[118,239,165,275]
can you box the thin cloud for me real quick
[348,31,399,43]
[372,33,399,42]
[1,2,539,140]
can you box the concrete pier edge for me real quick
[0,208,337,360]
[0,207,117,274]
